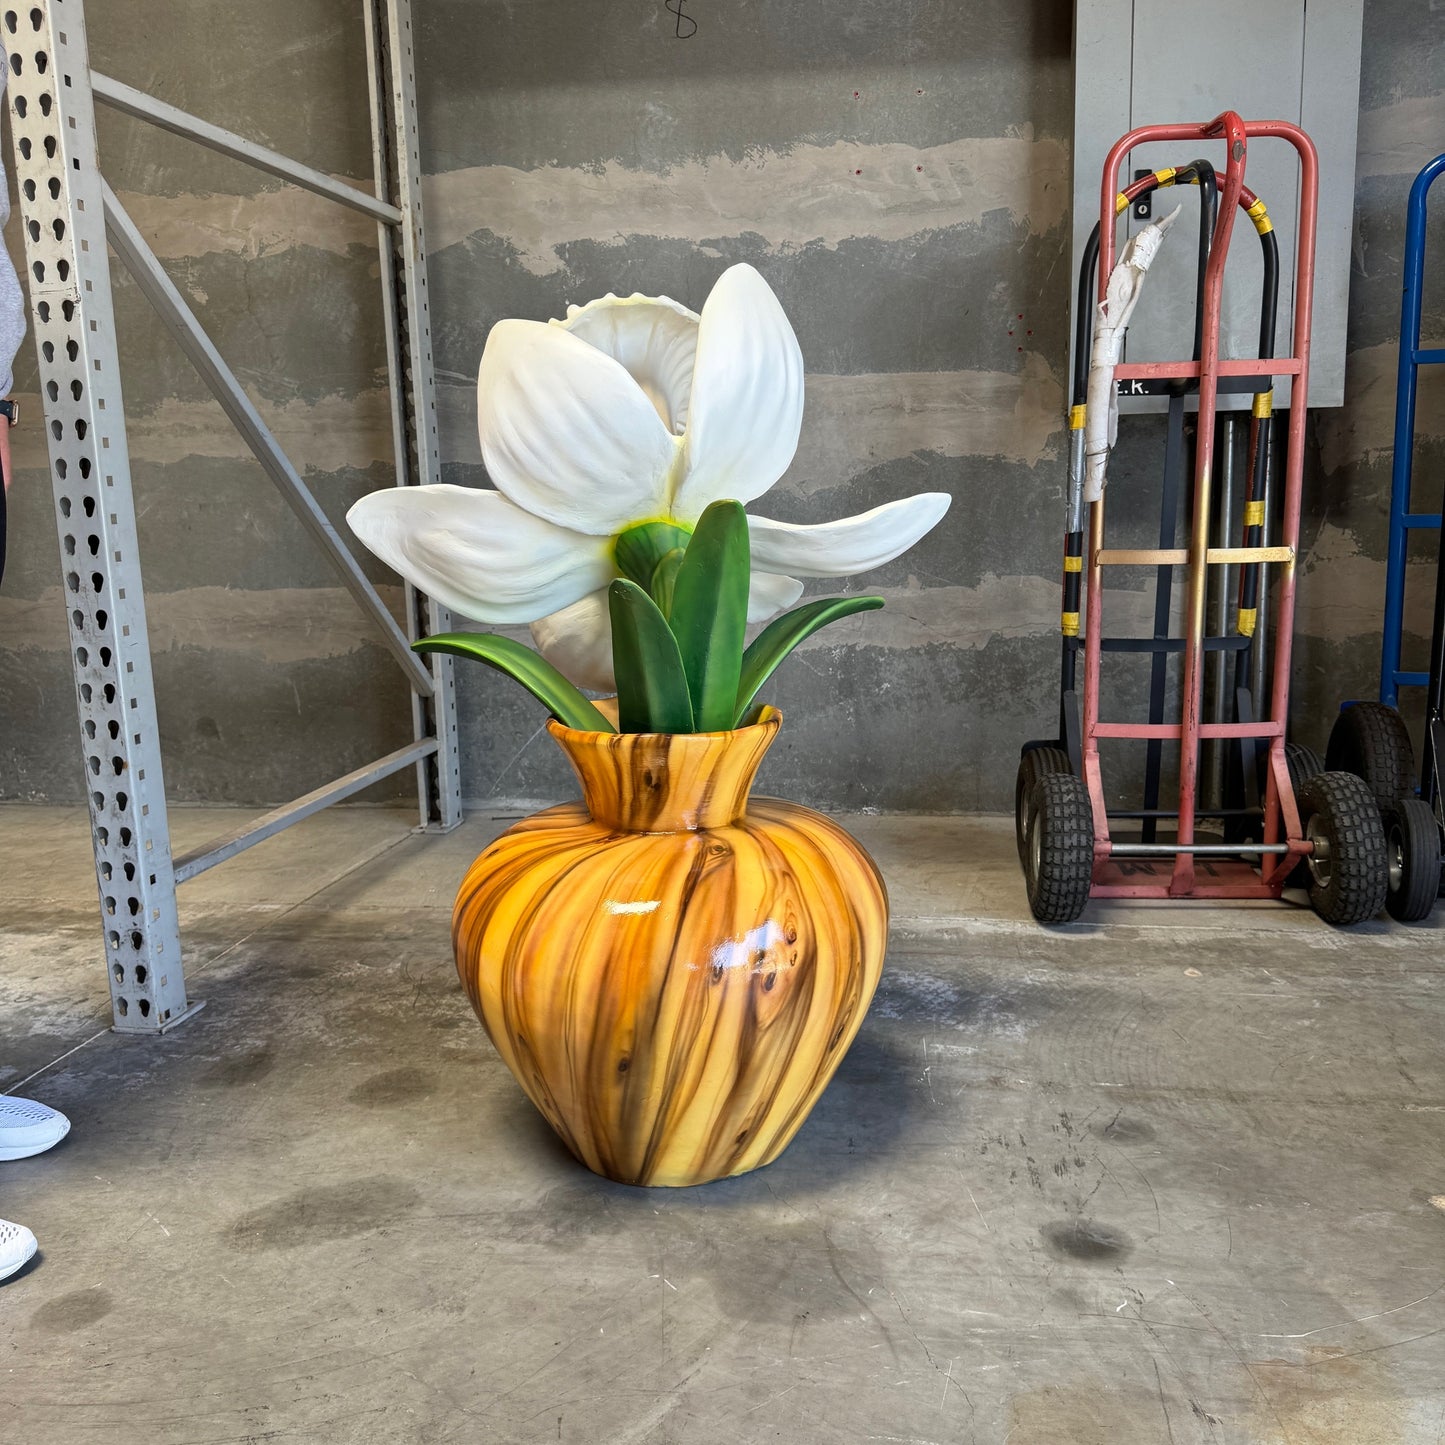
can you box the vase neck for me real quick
[547,708,781,832]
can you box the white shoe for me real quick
[0,1219,38,1281]
[0,1097,70,1161]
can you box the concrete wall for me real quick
[1,0,1442,814]
[0,0,415,805]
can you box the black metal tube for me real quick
[1075,224,1101,408]
[1179,160,1218,395]
[1233,220,1281,700]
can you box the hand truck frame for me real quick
[1017,112,1389,926]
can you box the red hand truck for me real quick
[1016,112,1389,926]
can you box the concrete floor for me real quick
[1,801,1443,1445]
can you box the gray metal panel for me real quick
[4,0,199,1032]
[1124,0,1304,406]
[1071,0,1362,411]
[1300,0,1366,408]
[1071,0,1142,409]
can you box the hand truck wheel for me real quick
[1015,746,1072,866]
[1325,702,1415,809]
[1023,771,1093,924]
[1380,797,1441,922]
[1297,771,1389,926]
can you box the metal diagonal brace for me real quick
[91,72,403,226]
[171,738,439,883]
[100,180,435,698]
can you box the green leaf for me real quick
[609,579,695,733]
[649,546,687,618]
[413,632,615,733]
[734,595,885,725]
[614,520,693,590]
[668,500,750,732]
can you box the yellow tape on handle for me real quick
[1116,170,1175,217]
[1246,197,1273,235]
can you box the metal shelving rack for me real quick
[4,0,461,1034]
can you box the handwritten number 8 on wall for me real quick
[666,0,697,40]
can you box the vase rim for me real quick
[545,703,782,745]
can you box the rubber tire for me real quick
[1284,742,1324,793]
[1297,771,1389,926]
[1381,797,1442,923]
[1254,740,1324,802]
[1281,743,1326,886]
[1023,771,1094,924]
[1015,746,1071,866]
[1325,702,1415,810]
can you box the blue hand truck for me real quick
[1325,153,1445,920]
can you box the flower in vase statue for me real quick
[345,264,950,1186]
[347,264,949,729]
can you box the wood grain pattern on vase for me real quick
[452,707,889,1186]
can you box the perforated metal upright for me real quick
[365,0,462,831]
[4,0,194,1031]
[4,0,460,1033]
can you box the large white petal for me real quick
[670,264,805,520]
[531,589,616,693]
[748,571,804,623]
[556,294,700,435]
[747,493,952,578]
[347,484,611,624]
[478,318,681,536]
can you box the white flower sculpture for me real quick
[348,264,949,693]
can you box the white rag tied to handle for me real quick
[1083,204,1182,503]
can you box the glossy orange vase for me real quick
[451,707,888,1186]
